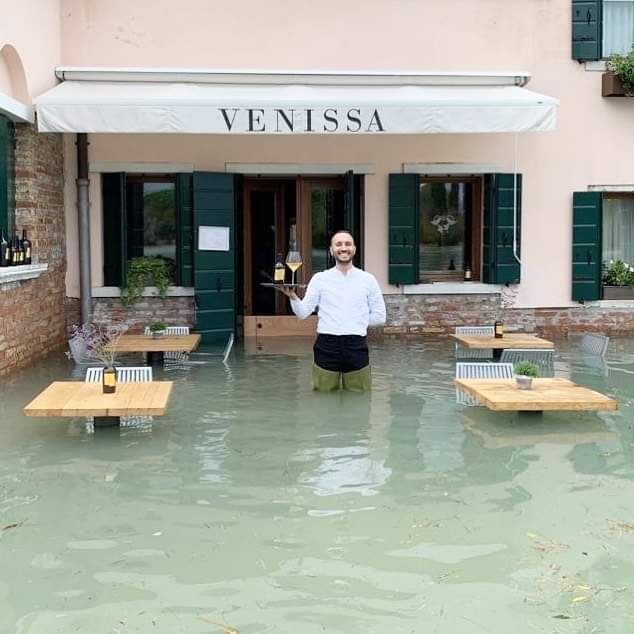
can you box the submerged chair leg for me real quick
[342,366,372,392]
[312,364,341,392]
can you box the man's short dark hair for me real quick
[330,230,355,245]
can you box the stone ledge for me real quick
[92,286,195,298]
[401,282,502,295]
[0,263,48,285]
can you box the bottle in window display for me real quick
[21,230,31,265]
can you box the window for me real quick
[419,178,480,281]
[603,0,634,56]
[389,173,521,286]
[126,176,177,279]
[603,193,634,262]
[102,172,191,287]
[0,114,15,237]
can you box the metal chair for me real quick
[85,366,153,382]
[166,326,190,335]
[455,362,514,406]
[499,349,555,377]
[581,333,609,357]
[84,366,154,430]
[455,325,494,359]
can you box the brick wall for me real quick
[91,296,195,333]
[0,125,65,376]
[379,293,634,337]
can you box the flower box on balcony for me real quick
[602,72,629,97]
[602,285,634,300]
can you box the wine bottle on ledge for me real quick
[22,230,31,265]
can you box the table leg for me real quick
[147,351,164,367]
[94,416,121,427]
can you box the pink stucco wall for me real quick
[56,0,634,308]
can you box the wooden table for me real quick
[24,381,174,426]
[453,378,618,412]
[449,333,554,350]
[110,334,201,366]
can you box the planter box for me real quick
[602,285,634,300]
[602,72,632,97]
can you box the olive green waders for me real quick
[312,363,371,392]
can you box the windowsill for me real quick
[584,60,608,72]
[92,286,194,298]
[402,282,503,295]
[0,263,48,285]
[586,299,634,308]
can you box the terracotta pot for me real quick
[602,72,633,97]
[602,285,634,300]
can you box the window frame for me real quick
[418,175,482,283]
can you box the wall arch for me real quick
[0,43,29,103]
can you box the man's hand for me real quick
[279,286,299,300]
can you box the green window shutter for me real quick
[572,191,602,302]
[0,115,14,237]
[101,172,127,287]
[344,171,363,265]
[482,173,522,284]
[176,173,194,286]
[572,0,602,61]
[193,172,236,344]
[388,174,419,285]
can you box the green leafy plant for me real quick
[148,321,167,333]
[603,259,634,287]
[121,257,171,306]
[607,48,634,96]
[514,361,539,378]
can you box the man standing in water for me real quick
[283,230,386,391]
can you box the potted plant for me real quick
[513,361,539,390]
[603,48,634,97]
[602,259,634,300]
[121,256,171,306]
[148,321,167,338]
[67,321,128,392]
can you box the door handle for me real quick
[586,251,592,266]
[586,10,592,24]
[216,277,223,292]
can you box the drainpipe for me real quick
[76,133,92,324]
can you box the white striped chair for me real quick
[499,349,555,377]
[581,333,609,357]
[84,366,153,430]
[455,362,514,406]
[85,366,153,383]
[455,325,495,360]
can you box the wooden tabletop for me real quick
[109,334,201,353]
[454,378,618,412]
[23,381,174,417]
[449,333,554,349]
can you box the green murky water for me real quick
[1,337,634,633]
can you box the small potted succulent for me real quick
[514,361,539,390]
[148,321,167,339]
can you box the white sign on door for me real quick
[199,226,230,251]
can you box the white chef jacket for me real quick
[290,266,386,336]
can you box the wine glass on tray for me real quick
[285,250,303,286]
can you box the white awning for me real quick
[34,75,558,135]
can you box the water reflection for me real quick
[2,336,634,631]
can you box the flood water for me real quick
[1,337,634,633]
